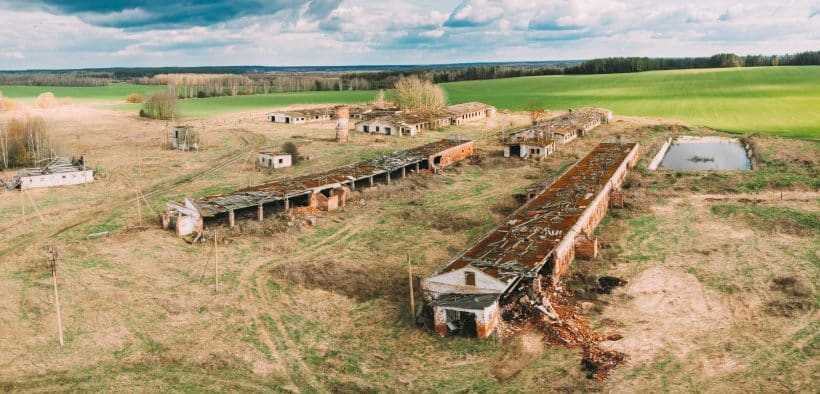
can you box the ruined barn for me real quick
[421,142,640,339]
[445,102,497,125]
[163,138,474,237]
[5,156,93,190]
[267,108,333,124]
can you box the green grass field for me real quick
[0,83,165,102]
[2,66,819,138]
[444,66,820,139]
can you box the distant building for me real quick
[445,102,497,125]
[258,152,292,169]
[355,112,451,136]
[354,102,497,137]
[267,108,333,124]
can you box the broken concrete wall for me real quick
[432,301,500,339]
[428,141,474,169]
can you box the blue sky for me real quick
[0,0,818,69]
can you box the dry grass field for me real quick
[0,102,816,392]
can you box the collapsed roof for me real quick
[430,142,639,284]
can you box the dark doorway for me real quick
[510,145,521,157]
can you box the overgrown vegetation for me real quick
[140,91,178,120]
[0,115,55,168]
[393,75,447,112]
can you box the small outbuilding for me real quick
[258,152,292,169]
[171,125,200,151]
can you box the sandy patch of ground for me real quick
[601,266,731,363]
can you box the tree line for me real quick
[1,50,816,92]
[0,72,111,87]
[563,51,820,74]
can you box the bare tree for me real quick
[0,115,55,168]
[393,76,447,113]
[525,100,548,125]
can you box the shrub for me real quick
[0,90,17,111]
[125,93,144,103]
[282,142,300,164]
[140,92,178,120]
[33,92,71,109]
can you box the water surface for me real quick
[659,141,751,170]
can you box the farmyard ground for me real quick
[0,100,817,392]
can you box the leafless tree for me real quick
[525,100,548,125]
[393,76,447,113]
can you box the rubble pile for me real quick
[498,278,627,380]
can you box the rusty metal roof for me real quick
[189,139,472,216]
[433,142,638,283]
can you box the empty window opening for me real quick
[465,271,476,286]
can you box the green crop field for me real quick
[0,83,164,102]
[3,66,818,138]
[444,66,820,139]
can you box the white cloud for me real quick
[0,0,818,69]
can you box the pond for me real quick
[657,137,751,171]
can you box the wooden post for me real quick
[214,232,219,292]
[136,188,142,226]
[24,190,46,224]
[48,248,64,347]
[21,190,26,226]
[407,254,415,320]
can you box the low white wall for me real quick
[20,170,93,190]
[647,138,672,170]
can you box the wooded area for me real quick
[1,51,817,93]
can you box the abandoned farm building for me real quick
[164,139,474,237]
[446,102,497,125]
[258,152,292,169]
[420,142,639,339]
[171,125,199,151]
[355,112,450,136]
[355,102,497,137]
[267,108,333,124]
[504,128,556,160]
[503,108,613,159]
[4,157,93,190]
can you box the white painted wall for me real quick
[422,266,509,297]
[259,153,292,169]
[20,170,93,190]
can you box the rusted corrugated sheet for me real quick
[432,143,639,284]
[177,139,473,217]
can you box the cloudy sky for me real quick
[0,0,818,69]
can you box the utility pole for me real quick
[407,254,415,321]
[214,231,219,292]
[48,247,64,347]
